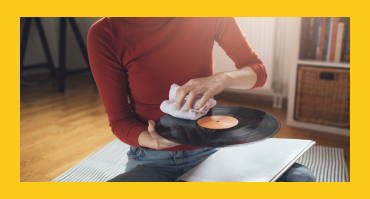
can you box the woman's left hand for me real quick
[175,73,228,110]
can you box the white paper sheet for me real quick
[177,138,316,182]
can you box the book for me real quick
[326,17,333,61]
[307,17,317,60]
[315,17,323,59]
[334,22,345,62]
[329,17,339,62]
[343,24,350,62]
[318,17,327,60]
[340,18,350,62]
[299,17,309,60]
[323,17,331,61]
[340,25,346,62]
[176,138,316,182]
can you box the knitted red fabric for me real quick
[87,17,267,151]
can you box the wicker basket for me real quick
[295,65,350,128]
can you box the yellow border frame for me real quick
[3,0,366,198]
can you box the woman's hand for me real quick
[175,73,228,110]
[138,120,180,150]
[175,66,258,110]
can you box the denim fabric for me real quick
[107,146,315,182]
[275,163,316,182]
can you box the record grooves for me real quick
[155,106,281,147]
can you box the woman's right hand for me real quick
[138,120,180,150]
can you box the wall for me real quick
[278,17,297,98]
[21,17,101,75]
[214,17,276,92]
[21,17,298,99]
[214,17,298,98]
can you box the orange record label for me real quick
[197,116,239,129]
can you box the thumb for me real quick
[148,120,157,137]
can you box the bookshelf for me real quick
[297,60,349,68]
[286,17,350,136]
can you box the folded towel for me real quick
[160,84,217,120]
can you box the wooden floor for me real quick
[20,74,350,182]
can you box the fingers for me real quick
[185,89,201,110]
[175,77,221,110]
[175,82,196,110]
[175,87,187,110]
[195,92,213,109]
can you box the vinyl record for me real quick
[155,106,281,147]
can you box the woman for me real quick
[87,17,315,182]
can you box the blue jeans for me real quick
[107,146,315,182]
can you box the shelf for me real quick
[286,18,350,136]
[297,60,350,68]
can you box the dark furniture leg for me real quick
[34,17,57,78]
[67,17,95,84]
[58,17,67,93]
[20,17,56,82]
[57,17,95,92]
[20,18,32,76]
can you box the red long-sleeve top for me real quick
[87,17,267,151]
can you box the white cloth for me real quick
[160,84,217,120]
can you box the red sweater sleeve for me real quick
[214,17,267,88]
[87,18,147,147]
